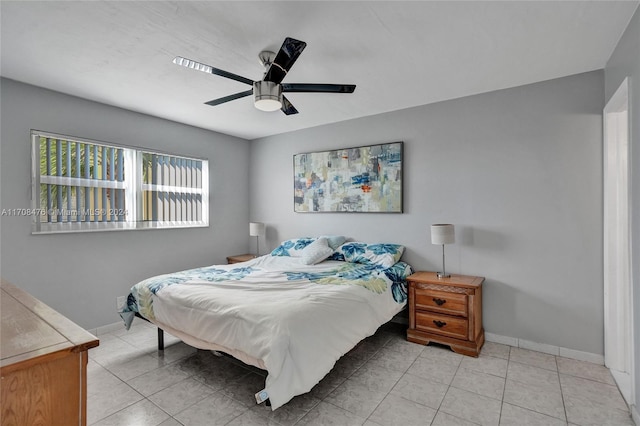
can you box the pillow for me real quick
[270,237,317,257]
[319,235,347,250]
[335,242,405,268]
[301,237,334,265]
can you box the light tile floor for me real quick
[88,320,634,426]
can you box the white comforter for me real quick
[127,255,411,409]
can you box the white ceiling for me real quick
[1,1,638,140]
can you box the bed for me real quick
[120,237,413,410]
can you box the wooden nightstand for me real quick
[406,271,484,357]
[226,253,257,264]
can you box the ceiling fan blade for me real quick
[204,89,253,106]
[173,56,254,86]
[281,96,299,115]
[282,83,356,93]
[263,37,307,84]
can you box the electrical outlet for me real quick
[116,296,127,311]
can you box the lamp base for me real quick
[436,272,451,279]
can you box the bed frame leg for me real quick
[157,327,164,351]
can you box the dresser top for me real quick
[1,279,99,371]
[407,271,484,288]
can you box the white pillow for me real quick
[301,237,334,265]
[319,235,347,250]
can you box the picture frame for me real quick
[293,141,403,213]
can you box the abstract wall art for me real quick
[294,142,403,213]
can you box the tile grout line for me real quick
[292,340,387,426]
[429,351,466,425]
[502,347,570,424]
[88,354,152,423]
[556,355,570,424]
[94,331,204,426]
[497,349,511,426]
[295,337,418,425]
[362,361,410,424]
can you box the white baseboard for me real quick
[559,346,605,365]
[485,332,604,365]
[518,338,560,356]
[484,332,518,347]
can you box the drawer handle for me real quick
[433,298,447,306]
[433,320,447,328]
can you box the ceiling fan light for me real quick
[173,57,212,74]
[255,98,282,112]
[254,81,282,112]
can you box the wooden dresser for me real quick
[406,271,484,357]
[1,279,99,426]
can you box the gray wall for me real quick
[604,4,640,412]
[0,78,251,329]
[250,71,604,354]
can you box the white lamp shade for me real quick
[431,224,455,245]
[249,222,265,237]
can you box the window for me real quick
[31,130,208,234]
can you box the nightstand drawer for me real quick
[415,311,468,340]
[415,288,467,317]
[227,254,256,264]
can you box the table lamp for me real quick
[431,224,455,278]
[249,222,265,256]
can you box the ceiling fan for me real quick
[173,37,356,115]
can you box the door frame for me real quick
[603,77,634,404]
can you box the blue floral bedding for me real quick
[120,254,414,411]
[125,258,413,322]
